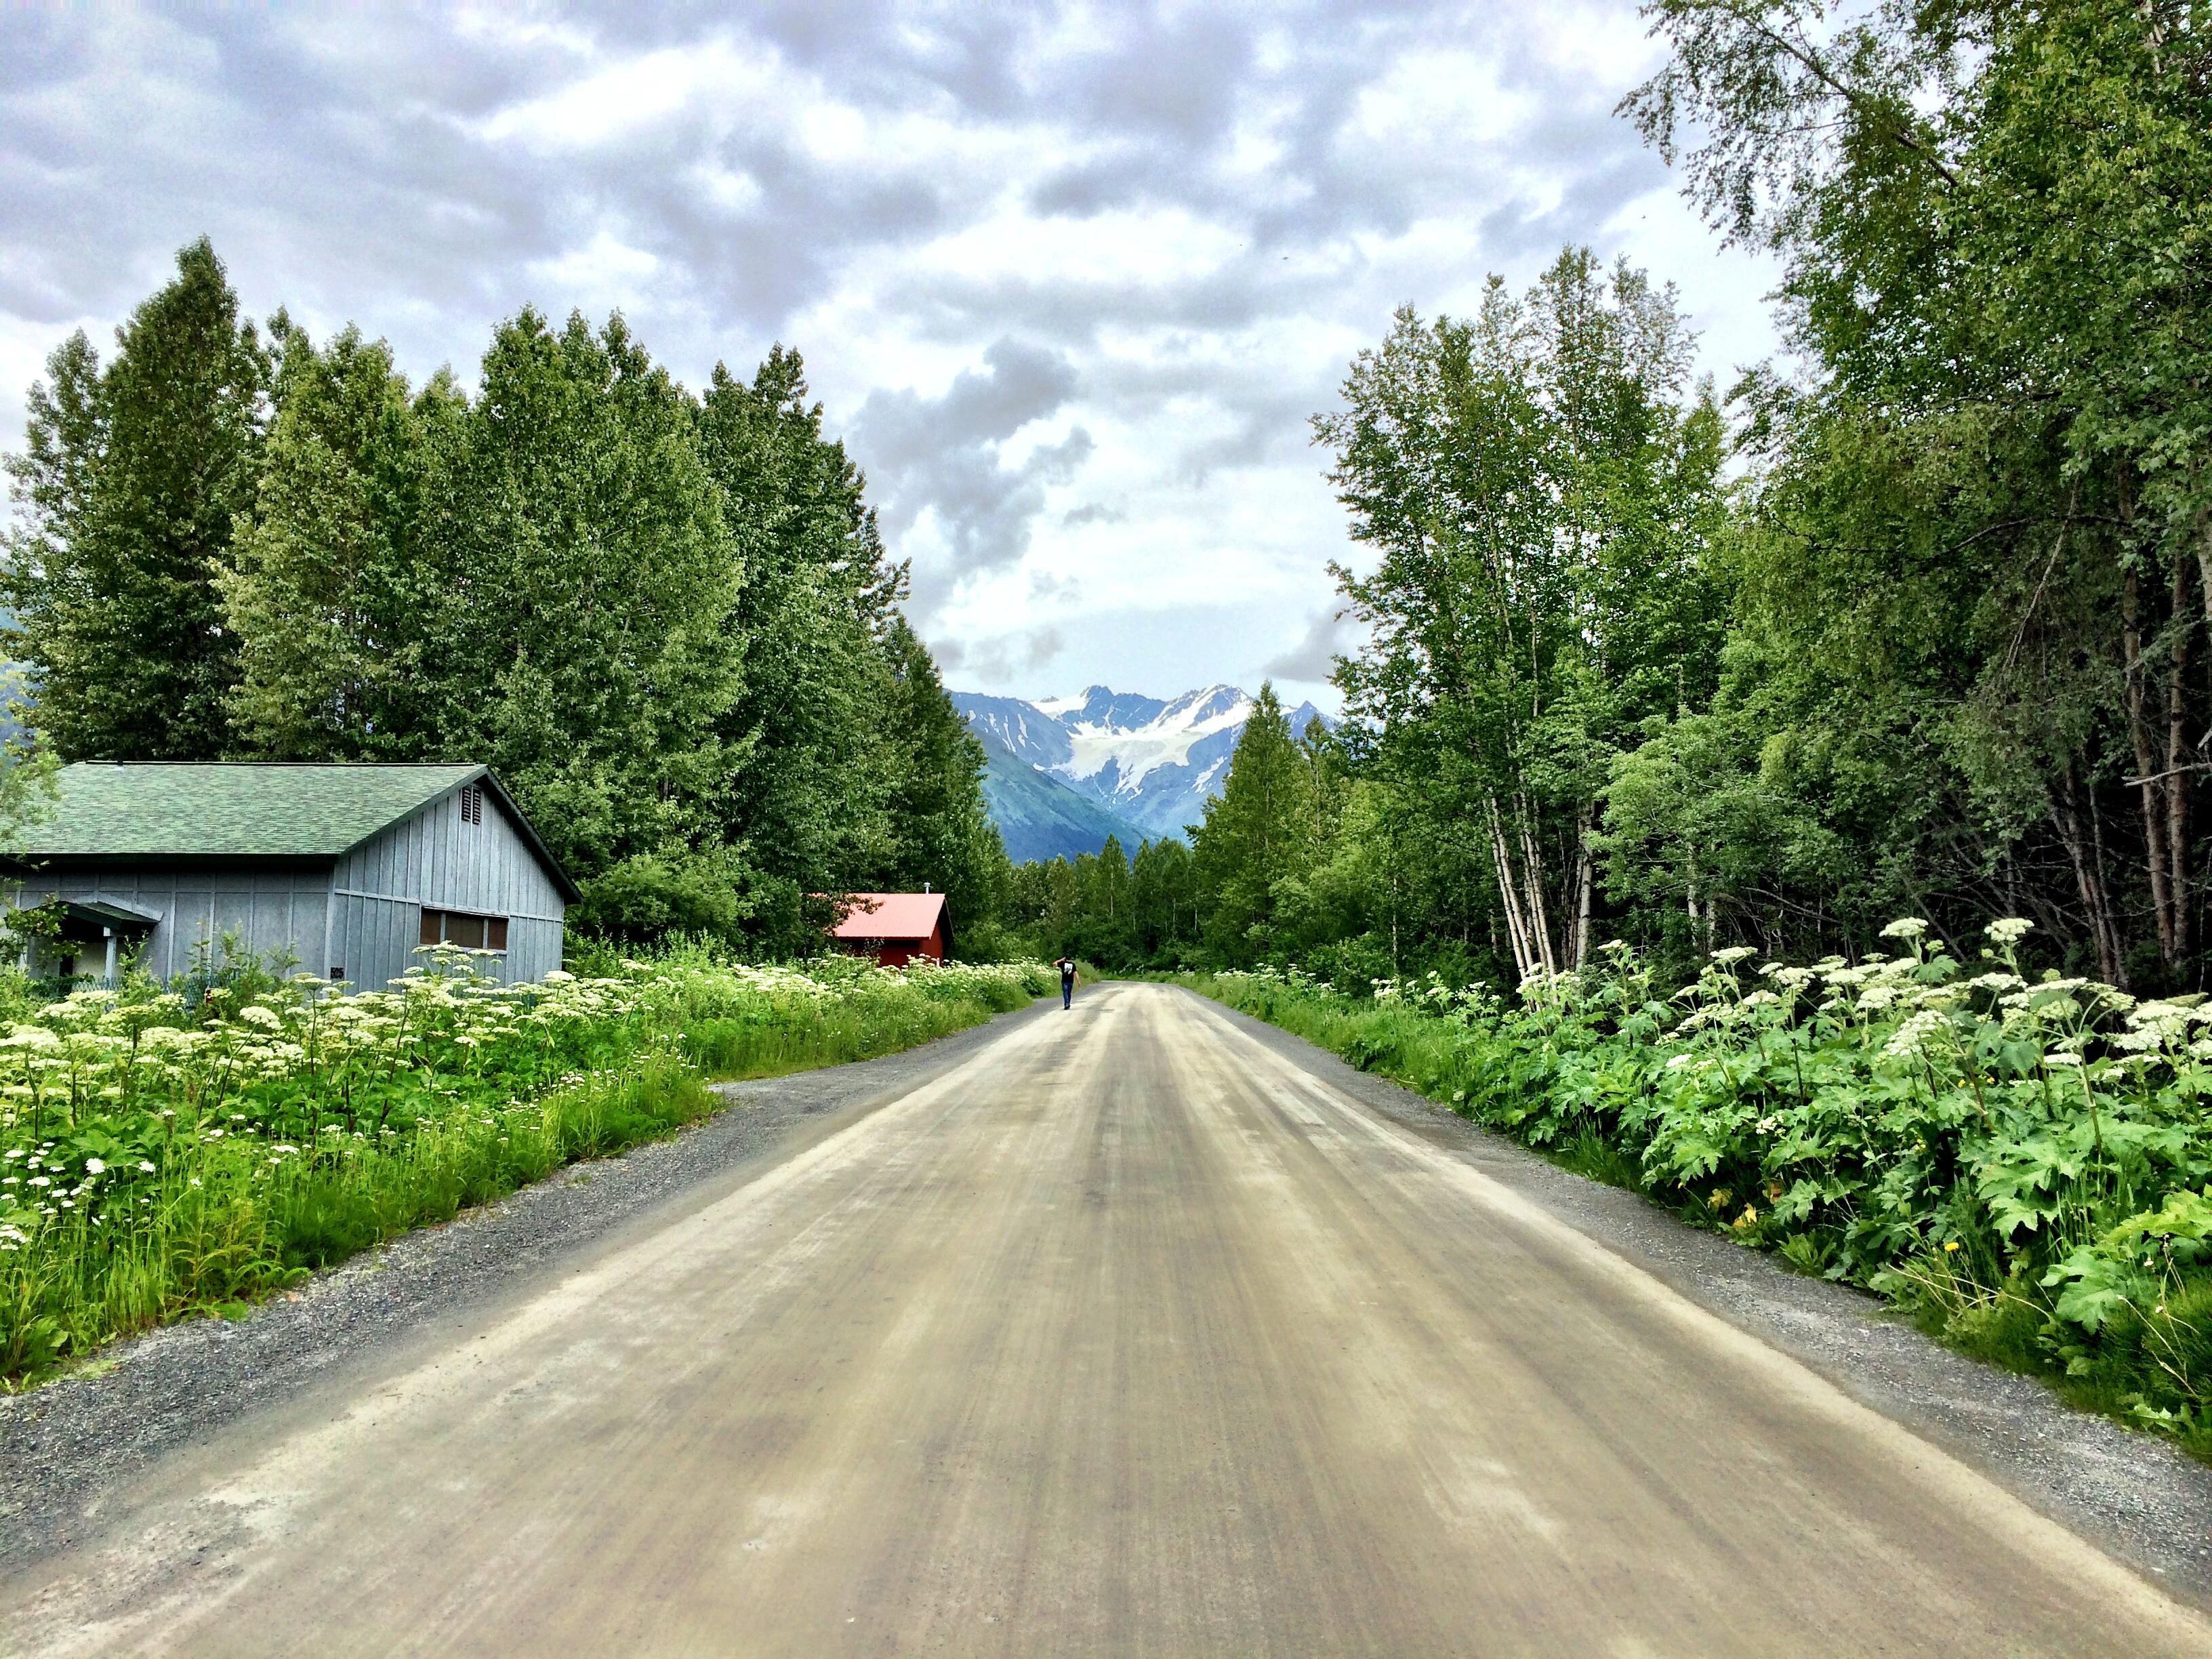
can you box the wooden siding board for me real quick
[5,863,335,984]
[9,789,565,987]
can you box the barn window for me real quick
[419,909,509,951]
[459,783,483,825]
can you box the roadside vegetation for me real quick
[1187,921,2212,1462]
[1012,3,2212,1005]
[0,134,1061,1393]
[0,947,1050,1386]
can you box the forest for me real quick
[1027,0,2212,1002]
[2,244,1012,959]
[7,0,2209,1000]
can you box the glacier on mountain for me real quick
[951,684,1329,847]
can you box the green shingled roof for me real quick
[24,763,488,859]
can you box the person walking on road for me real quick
[1054,955,1078,1010]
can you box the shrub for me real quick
[0,947,1052,1384]
[1187,918,2212,1456]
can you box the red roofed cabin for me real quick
[829,891,951,968]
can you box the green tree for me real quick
[431,310,743,882]
[220,325,446,758]
[1623,0,2212,983]
[1318,251,1727,979]
[1191,684,1317,964]
[695,349,899,895]
[1071,835,1135,962]
[4,239,269,758]
[1131,836,1199,963]
[876,615,1010,947]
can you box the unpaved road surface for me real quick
[4,983,2209,1656]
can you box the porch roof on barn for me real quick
[828,891,948,943]
[11,763,579,899]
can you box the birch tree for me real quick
[1316,251,1726,981]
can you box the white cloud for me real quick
[0,0,1780,709]
[472,43,754,149]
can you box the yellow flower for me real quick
[1943,1240,1961,1253]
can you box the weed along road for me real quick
[5,985,2209,1657]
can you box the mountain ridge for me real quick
[972,729,1151,864]
[956,683,1329,854]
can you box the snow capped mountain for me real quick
[1033,686,1171,729]
[952,684,1330,848]
[955,691,1073,771]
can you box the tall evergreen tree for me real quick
[876,615,1010,936]
[695,349,900,893]
[3,239,268,758]
[220,325,439,758]
[1191,684,1317,965]
[432,310,743,878]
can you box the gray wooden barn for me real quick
[3,763,576,989]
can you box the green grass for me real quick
[4,955,1052,1387]
[678,979,1042,1081]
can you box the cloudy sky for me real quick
[0,1,1778,708]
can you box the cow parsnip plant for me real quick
[0,947,1052,1383]
[1195,919,2212,1459]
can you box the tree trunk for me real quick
[2123,565,2180,968]
[2164,548,2193,967]
[1570,802,1595,971]
[2193,506,2212,652]
[1515,796,1557,976]
[1685,846,1705,954]
[1486,796,1536,981]
[2051,764,2125,987]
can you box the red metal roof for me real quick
[827,892,948,942]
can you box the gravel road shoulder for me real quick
[1197,988,2212,1612]
[0,1000,1057,1568]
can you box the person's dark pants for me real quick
[1063,983,1073,1009]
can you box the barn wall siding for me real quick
[330,787,566,991]
[8,863,334,983]
[14,783,568,990]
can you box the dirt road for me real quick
[5,983,2207,1656]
